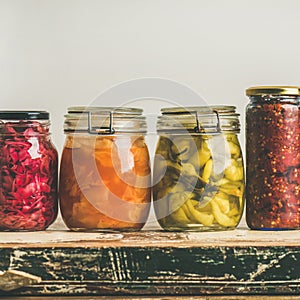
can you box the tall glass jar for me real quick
[246,86,300,230]
[0,111,58,231]
[59,107,151,231]
[153,106,244,231]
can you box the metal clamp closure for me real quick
[193,111,204,133]
[88,111,115,135]
[194,110,221,134]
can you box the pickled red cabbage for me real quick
[0,121,58,231]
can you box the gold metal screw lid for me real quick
[246,86,300,96]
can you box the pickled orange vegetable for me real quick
[59,135,151,231]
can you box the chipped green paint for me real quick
[0,245,300,296]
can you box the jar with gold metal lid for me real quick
[246,86,300,230]
[153,106,245,231]
[59,107,151,231]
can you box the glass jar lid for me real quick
[157,106,240,134]
[0,111,49,120]
[64,106,147,134]
[246,86,300,96]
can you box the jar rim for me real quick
[161,105,237,115]
[67,106,143,115]
[246,86,300,96]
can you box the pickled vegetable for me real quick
[246,96,300,229]
[0,121,58,231]
[153,134,244,230]
[59,135,151,231]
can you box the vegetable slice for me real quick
[0,121,58,231]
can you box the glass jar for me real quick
[153,106,244,231]
[0,111,58,231]
[246,86,300,230]
[59,107,151,231]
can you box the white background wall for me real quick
[1,0,300,228]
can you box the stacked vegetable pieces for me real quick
[153,134,244,230]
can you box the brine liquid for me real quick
[59,135,151,231]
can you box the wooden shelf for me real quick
[0,228,300,297]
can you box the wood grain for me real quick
[0,229,300,296]
[0,228,300,247]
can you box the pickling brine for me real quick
[59,107,151,231]
[153,106,244,231]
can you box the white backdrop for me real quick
[1,0,300,228]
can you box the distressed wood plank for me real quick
[7,297,300,300]
[1,246,300,296]
[3,246,300,282]
[1,229,300,296]
[0,228,300,247]
[1,281,300,296]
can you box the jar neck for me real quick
[157,106,241,134]
[0,120,50,137]
[249,95,300,104]
[64,107,147,134]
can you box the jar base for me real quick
[159,225,237,232]
[0,227,50,232]
[249,227,299,231]
[67,227,144,232]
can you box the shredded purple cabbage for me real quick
[0,121,58,230]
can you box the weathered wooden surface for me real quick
[1,227,300,247]
[0,229,300,296]
[6,297,300,300]
[0,270,41,291]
